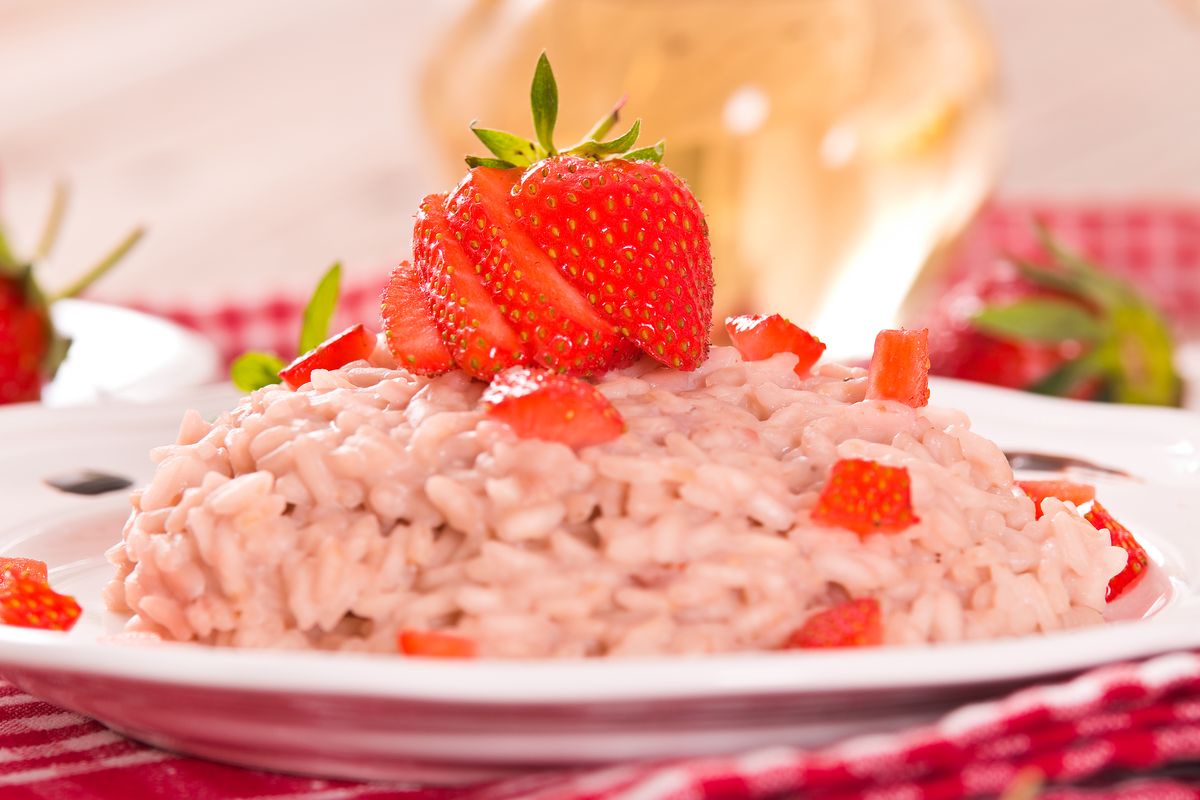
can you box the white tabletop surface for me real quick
[0,0,1197,307]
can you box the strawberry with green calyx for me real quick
[230,263,375,391]
[386,53,713,381]
[0,183,143,404]
[927,224,1180,406]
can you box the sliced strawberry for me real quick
[812,458,919,536]
[398,629,477,658]
[1016,479,1096,519]
[510,156,712,370]
[381,260,453,375]
[725,314,825,376]
[278,323,375,390]
[0,578,81,631]
[866,328,931,408]
[1085,501,1149,601]
[482,366,624,448]
[445,167,637,374]
[0,557,48,590]
[414,193,530,379]
[786,598,882,649]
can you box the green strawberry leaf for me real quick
[1027,352,1102,398]
[230,352,286,392]
[581,96,626,143]
[0,225,17,273]
[623,140,665,164]
[470,127,546,166]
[972,298,1106,343]
[530,52,558,156]
[465,155,517,169]
[1104,304,1181,405]
[567,119,642,159]
[298,262,341,355]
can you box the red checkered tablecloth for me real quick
[6,201,1200,799]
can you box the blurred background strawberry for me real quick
[0,183,142,405]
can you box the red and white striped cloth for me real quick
[6,201,1200,799]
[4,650,1200,799]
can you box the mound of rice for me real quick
[104,345,1127,657]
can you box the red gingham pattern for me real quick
[6,201,1200,798]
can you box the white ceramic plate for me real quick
[0,379,1197,783]
[41,299,221,406]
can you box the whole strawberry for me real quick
[0,184,142,404]
[924,226,1179,405]
[383,54,713,380]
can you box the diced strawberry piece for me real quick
[446,167,637,374]
[812,458,919,536]
[0,558,48,590]
[381,261,454,375]
[1016,479,1096,519]
[866,328,931,408]
[414,192,530,379]
[279,324,376,390]
[786,598,882,649]
[725,314,826,376]
[482,366,625,448]
[398,629,477,658]
[0,578,81,632]
[1085,501,1149,601]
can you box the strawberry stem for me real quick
[51,226,144,301]
[34,182,69,263]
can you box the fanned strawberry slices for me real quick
[383,54,711,380]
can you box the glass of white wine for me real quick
[422,0,1002,355]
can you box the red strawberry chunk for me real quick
[1016,479,1096,519]
[279,323,375,390]
[1085,501,1149,601]
[725,314,826,376]
[509,156,712,370]
[446,167,636,375]
[0,278,49,404]
[786,598,882,649]
[381,260,453,375]
[482,366,625,448]
[0,578,81,632]
[0,558,48,590]
[812,459,919,536]
[414,192,530,379]
[398,629,477,659]
[866,328,931,408]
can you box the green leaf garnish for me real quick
[981,225,1181,406]
[298,263,341,354]
[567,120,642,159]
[622,140,665,164]
[230,352,286,392]
[1027,352,1102,398]
[470,127,546,167]
[465,156,517,169]
[464,54,667,168]
[530,52,559,156]
[580,96,626,143]
[972,299,1106,343]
